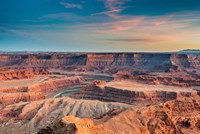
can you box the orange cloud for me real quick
[95,17,144,33]
[154,14,174,26]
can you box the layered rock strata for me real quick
[37,98,200,134]
[0,53,199,72]
[0,69,49,80]
[72,85,198,105]
[0,76,85,105]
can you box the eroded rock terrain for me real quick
[38,98,200,134]
[0,52,199,134]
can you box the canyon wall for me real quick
[0,76,86,105]
[71,85,198,105]
[0,69,49,80]
[0,53,199,72]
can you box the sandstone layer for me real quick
[0,76,85,105]
[0,68,49,80]
[0,53,199,72]
[115,70,200,87]
[71,80,198,105]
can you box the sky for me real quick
[0,0,200,52]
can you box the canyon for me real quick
[0,52,199,134]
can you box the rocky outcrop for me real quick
[0,87,28,93]
[115,70,200,87]
[0,92,45,105]
[37,98,200,134]
[92,80,107,86]
[0,69,49,80]
[0,76,86,105]
[71,85,198,105]
[28,76,86,94]
[0,98,129,134]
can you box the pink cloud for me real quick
[60,2,82,9]
[94,0,129,18]
[95,17,144,33]
[154,14,174,26]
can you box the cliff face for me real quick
[71,85,198,105]
[0,76,85,105]
[115,70,200,87]
[28,76,86,94]
[0,53,199,72]
[0,54,87,68]
[0,92,45,105]
[0,69,49,80]
[37,98,200,134]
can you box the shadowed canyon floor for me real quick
[0,52,200,134]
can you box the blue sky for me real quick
[0,0,200,52]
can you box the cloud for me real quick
[94,17,144,33]
[92,9,123,19]
[60,2,82,9]
[154,14,174,26]
[94,0,129,18]
[106,38,163,43]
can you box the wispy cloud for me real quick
[94,17,144,33]
[92,9,123,18]
[154,14,174,26]
[106,38,163,42]
[94,0,129,18]
[60,2,82,9]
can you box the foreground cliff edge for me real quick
[38,98,200,134]
[0,52,199,134]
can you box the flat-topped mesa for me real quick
[114,70,200,87]
[0,68,49,80]
[86,53,135,66]
[0,53,199,72]
[0,54,87,68]
[86,53,175,71]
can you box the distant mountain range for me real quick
[178,49,200,54]
[0,49,199,54]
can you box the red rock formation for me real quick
[37,98,200,134]
[0,98,129,134]
[92,80,107,86]
[0,76,86,105]
[71,84,200,105]
[0,69,49,80]
[0,92,45,105]
[115,70,200,87]
[0,53,199,72]
[28,76,86,94]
